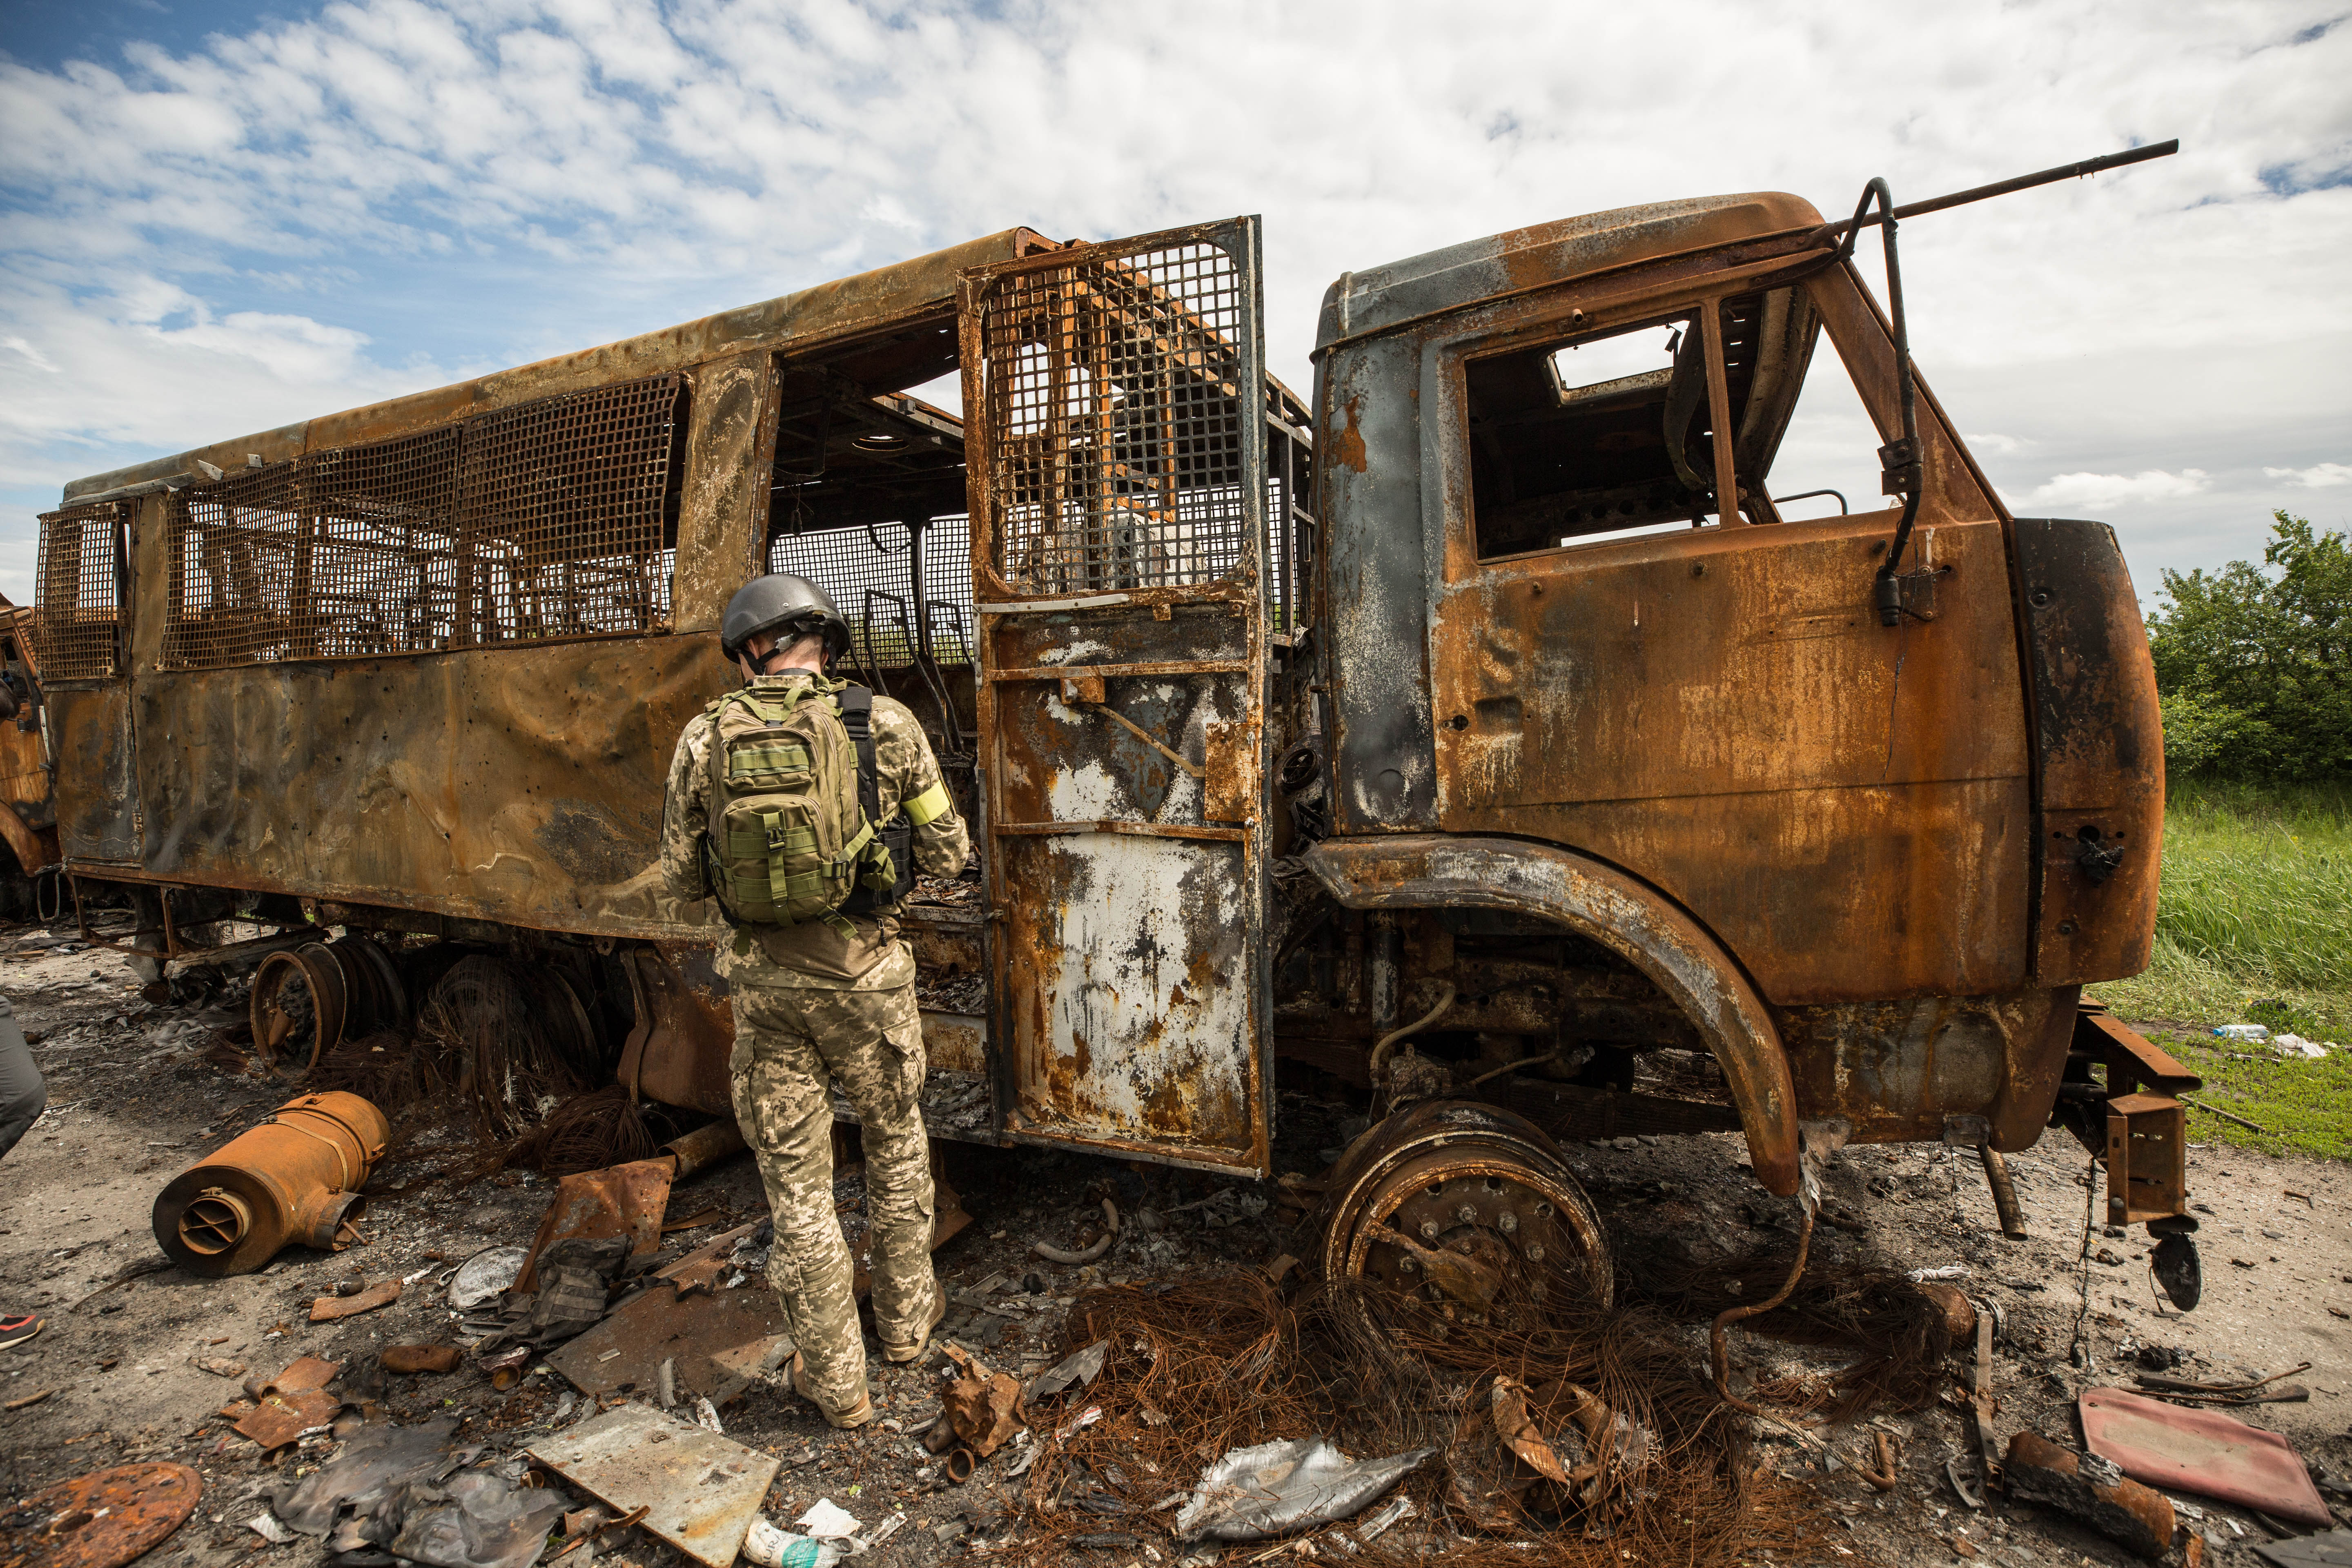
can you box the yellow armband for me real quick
[903,781,953,826]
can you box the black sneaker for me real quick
[0,1312,44,1350]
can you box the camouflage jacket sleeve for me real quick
[871,697,971,875]
[659,711,715,902]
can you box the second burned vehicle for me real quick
[34,144,2202,1309]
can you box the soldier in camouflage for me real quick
[659,574,970,1428]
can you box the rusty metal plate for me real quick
[543,1282,790,1404]
[528,1403,780,1568]
[2080,1387,2330,1527]
[959,220,1274,1177]
[517,1158,674,1292]
[17,1463,202,1568]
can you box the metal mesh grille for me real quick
[33,501,131,679]
[164,459,308,670]
[457,375,682,645]
[980,240,1251,595]
[161,375,682,670]
[766,512,975,669]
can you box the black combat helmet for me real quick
[719,573,851,666]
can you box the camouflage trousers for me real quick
[728,979,938,1420]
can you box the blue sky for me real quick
[2,0,2347,608]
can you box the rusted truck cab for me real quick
[1287,194,2168,1205]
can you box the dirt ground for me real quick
[4,923,2348,1568]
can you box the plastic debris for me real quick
[2272,1034,2334,1060]
[2210,1024,2269,1041]
[248,1512,297,1544]
[741,1518,844,1568]
[1173,1436,1436,1544]
[448,1245,530,1311]
[1905,1263,1971,1282]
[795,1499,862,1539]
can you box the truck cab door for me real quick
[958,219,1274,1176]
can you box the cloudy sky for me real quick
[2,0,2346,609]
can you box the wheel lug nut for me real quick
[1499,1212,1519,1233]
[1526,1243,1546,1262]
[1419,1220,1441,1240]
[1455,1204,1478,1225]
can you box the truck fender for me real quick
[1300,834,1800,1196]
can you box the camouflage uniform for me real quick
[660,671,970,1421]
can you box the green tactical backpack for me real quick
[699,679,910,927]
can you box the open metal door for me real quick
[958,218,1273,1176]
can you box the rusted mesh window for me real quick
[33,501,131,679]
[979,241,1250,595]
[160,375,682,669]
[766,512,974,670]
[457,375,682,644]
[164,460,308,669]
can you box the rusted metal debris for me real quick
[528,1403,781,1568]
[939,1343,1025,1462]
[1316,1100,1610,1321]
[13,1463,203,1568]
[152,1091,390,1276]
[310,1278,402,1322]
[2004,1432,2204,1564]
[516,1157,673,1292]
[381,1345,462,1375]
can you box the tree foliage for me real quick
[2146,511,2352,780]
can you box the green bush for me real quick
[2146,511,2352,780]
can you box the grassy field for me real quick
[2088,778,2352,1160]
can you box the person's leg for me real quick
[727,985,870,1425]
[0,997,46,1162]
[802,983,938,1360]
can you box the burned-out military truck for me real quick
[34,144,2204,1312]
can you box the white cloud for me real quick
[2024,469,2213,511]
[0,0,2347,594]
[2263,461,2352,488]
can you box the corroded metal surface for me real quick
[1317,1100,1610,1316]
[1303,835,1798,1195]
[151,1091,390,1276]
[17,1462,203,1568]
[2013,518,2165,985]
[960,220,1275,1176]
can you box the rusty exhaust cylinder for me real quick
[152,1091,391,1276]
[1317,1100,1612,1315]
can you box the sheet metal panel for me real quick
[961,218,1274,1176]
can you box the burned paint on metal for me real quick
[2012,517,2165,985]
[1302,834,1799,1196]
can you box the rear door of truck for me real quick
[958,219,1274,1176]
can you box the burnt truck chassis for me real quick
[33,172,2199,1320]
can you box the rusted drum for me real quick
[151,1090,390,1276]
[249,942,348,1074]
[1318,1100,1611,1322]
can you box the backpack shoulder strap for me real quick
[833,684,881,825]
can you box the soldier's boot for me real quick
[789,1351,874,1429]
[881,1292,946,1365]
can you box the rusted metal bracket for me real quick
[2070,1006,2198,1231]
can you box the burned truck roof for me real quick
[59,226,1057,507]
[1314,191,1823,350]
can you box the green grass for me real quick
[2089,777,2352,1161]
